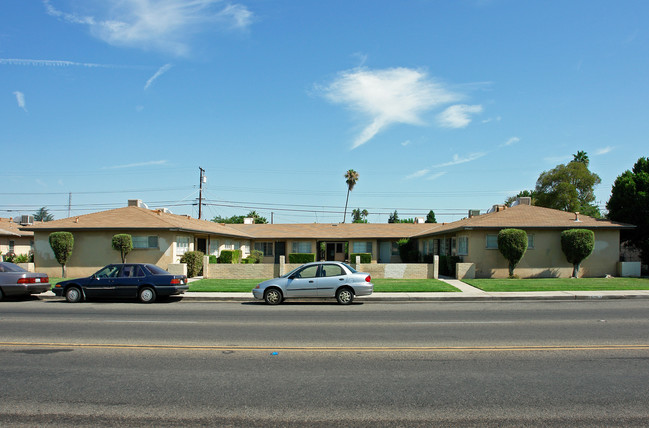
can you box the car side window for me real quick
[96,265,120,278]
[133,265,145,277]
[322,264,344,277]
[296,265,319,278]
[120,265,140,278]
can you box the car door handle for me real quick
[309,280,314,283]
[339,278,344,281]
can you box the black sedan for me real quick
[53,263,189,303]
[0,262,50,300]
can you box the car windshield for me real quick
[0,262,27,273]
[341,263,356,273]
[144,264,169,275]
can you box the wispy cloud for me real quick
[44,0,254,56]
[103,160,168,169]
[433,152,486,168]
[320,67,462,149]
[595,146,614,155]
[405,169,446,181]
[426,171,447,181]
[401,140,411,147]
[0,58,126,68]
[500,136,520,147]
[13,91,27,112]
[144,64,173,90]
[436,104,483,128]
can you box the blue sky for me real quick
[2,0,648,223]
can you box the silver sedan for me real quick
[0,262,50,300]
[253,261,373,305]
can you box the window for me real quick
[176,236,190,256]
[254,242,273,256]
[133,236,158,249]
[440,239,447,256]
[292,241,312,253]
[120,265,144,278]
[527,234,535,249]
[321,264,344,277]
[353,241,372,254]
[433,239,440,255]
[458,236,469,256]
[296,265,318,278]
[9,240,15,252]
[486,234,498,249]
[224,240,240,251]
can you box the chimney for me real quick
[244,217,255,224]
[574,212,581,222]
[128,199,143,207]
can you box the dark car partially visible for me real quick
[0,262,50,300]
[53,263,188,303]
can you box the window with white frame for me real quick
[292,241,312,253]
[176,236,190,256]
[458,236,469,256]
[353,241,372,254]
[254,241,273,256]
[210,240,219,256]
[486,234,498,249]
[224,240,240,251]
[133,236,158,249]
[527,234,535,249]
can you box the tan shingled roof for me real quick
[23,207,251,238]
[414,204,634,237]
[226,222,440,240]
[0,218,34,237]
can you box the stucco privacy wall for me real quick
[206,263,276,279]
[465,229,620,278]
[356,263,437,279]
[33,230,175,278]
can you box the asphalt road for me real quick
[2,299,649,427]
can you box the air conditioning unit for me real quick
[468,210,480,218]
[17,215,34,225]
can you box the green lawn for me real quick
[463,277,649,292]
[188,278,460,293]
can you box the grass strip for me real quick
[463,277,649,292]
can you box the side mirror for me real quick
[288,274,296,280]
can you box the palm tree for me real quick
[572,150,589,166]
[343,169,359,223]
[33,207,54,222]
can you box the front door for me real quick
[275,241,286,264]
[84,264,120,299]
[326,243,336,261]
[379,241,392,263]
[285,264,319,298]
[196,238,207,254]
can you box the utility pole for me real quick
[198,167,205,219]
[68,192,72,218]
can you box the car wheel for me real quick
[264,288,282,305]
[0,288,4,301]
[139,287,156,303]
[65,286,82,303]
[336,287,354,305]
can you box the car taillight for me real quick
[365,275,371,282]
[18,277,47,284]
[171,278,181,285]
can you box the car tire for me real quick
[0,288,4,301]
[336,287,354,305]
[264,288,282,305]
[139,287,156,303]
[65,286,83,303]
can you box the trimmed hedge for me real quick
[561,229,595,278]
[242,250,263,264]
[218,250,242,264]
[497,228,528,278]
[439,255,462,277]
[180,251,204,277]
[350,253,372,263]
[288,253,316,263]
[209,255,218,264]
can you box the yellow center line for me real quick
[2,342,649,352]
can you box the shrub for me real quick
[49,231,74,278]
[349,253,371,263]
[180,251,204,277]
[111,234,133,263]
[248,250,263,264]
[439,255,462,277]
[4,252,16,263]
[397,238,420,263]
[288,253,316,263]
[14,253,32,263]
[209,255,218,264]
[218,250,242,264]
[561,229,595,278]
[497,229,528,278]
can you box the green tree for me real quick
[606,157,649,265]
[388,210,399,223]
[181,251,204,277]
[343,169,359,223]
[352,208,369,223]
[497,229,528,277]
[33,207,54,222]
[397,238,419,263]
[111,234,133,263]
[425,210,437,224]
[534,153,601,217]
[572,150,590,166]
[212,211,268,224]
[49,231,74,278]
[560,229,595,278]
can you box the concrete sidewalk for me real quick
[38,278,649,302]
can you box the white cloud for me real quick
[401,140,411,147]
[144,64,173,90]
[320,67,461,149]
[500,136,520,147]
[595,146,614,155]
[103,160,168,169]
[405,169,430,179]
[426,171,447,181]
[13,91,27,111]
[433,152,486,168]
[436,104,483,128]
[44,0,253,56]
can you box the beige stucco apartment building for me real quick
[24,198,634,278]
[1,217,34,259]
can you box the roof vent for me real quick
[244,217,255,224]
[574,212,581,222]
[468,210,480,218]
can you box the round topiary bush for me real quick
[561,229,595,278]
[497,228,528,278]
